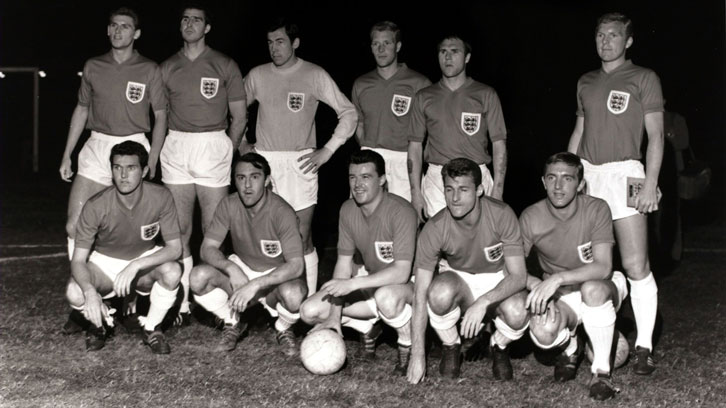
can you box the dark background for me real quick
[1,0,724,227]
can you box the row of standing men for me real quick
[60,6,663,402]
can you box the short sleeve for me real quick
[225,59,246,103]
[77,61,93,107]
[205,197,231,242]
[485,89,507,142]
[158,189,180,242]
[408,90,426,142]
[414,221,442,271]
[148,65,168,113]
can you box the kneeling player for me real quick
[66,141,182,354]
[520,152,628,400]
[407,158,528,383]
[190,153,306,355]
[300,150,417,374]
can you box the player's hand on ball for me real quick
[407,354,426,384]
[114,263,140,297]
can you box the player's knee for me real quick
[427,277,457,315]
[278,279,307,310]
[374,286,404,318]
[498,293,529,329]
[580,280,610,305]
[621,256,649,278]
[189,265,214,294]
[158,261,182,288]
[300,297,325,325]
[66,280,85,307]
[529,319,557,346]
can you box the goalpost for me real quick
[0,67,40,173]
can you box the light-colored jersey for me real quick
[338,193,417,274]
[78,51,166,136]
[161,47,245,132]
[352,64,431,151]
[206,192,303,271]
[75,182,180,260]
[519,194,614,276]
[409,78,507,165]
[244,58,357,152]
[415,197,523,274]
[576,60,664,164]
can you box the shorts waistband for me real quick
[168,129,227,138]
[90,131,146,142]
[256,148,314,158]
[361,146,407,157]
[582,159,642,173]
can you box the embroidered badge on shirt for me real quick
[125,81,146,104]
[287,92,305,112]
[140,222,160,241]
[461,112,481,136]
[483,242,503,263]
[607,90,630,115]
[375,241,394,263]
[261,240,282,257]
[200,77,219,99]
[391,94,411,117]
[577,241,594,263]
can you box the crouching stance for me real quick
[190,153,306,355]
[66,141,182,354]
[520,152,628,401]
[408,158,528,383]
[300,150,418,374]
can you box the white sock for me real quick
[67,237,75,261]
[304,250,319,296]
[491,317,528,349]
[380,304,413,347]
[194,288,238,325]
[629,272,658,351]
[583,301,616,374]
[428,305,461,346]
[180,256,193,313]
[274,303,300,332]
[143,283,178,331]
[341,316,375,334]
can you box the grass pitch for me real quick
[1,179,724,407]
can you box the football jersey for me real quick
[206,191,303,272]
[78,51,166,136]
[161,47,245,132]
[519,194,614,276]
[352,64,431,151]
[408,78,507,165]
[75,182,180,260]
[576,60,664,164]
[244,58,357,152]
[338,193,417,274]
[415,196,523,274]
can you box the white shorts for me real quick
[228,254,280,317]
[77,132,150,186]
[361,147,411,202]
[341,265,380,328]
[422,163,493,218]
[439,262,505,300]
[160,129,232,188]
[88,246,163,299]
[257,149,318,211]
[558,271,628,326]
[582,159,645,220]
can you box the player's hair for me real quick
[596,12,633,39]
[349,149,386,177]
[438,34,472,55]
[267,17,300,42]
[235,152,271,177]
[370,21,401,43]
[110,141,149,168]
[180,2,212,25]
[109,7,140,30]
[441,158,482,186]
[543,152,584,182]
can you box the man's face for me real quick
[438,38,470,78]
[542,162,584,209]
[595,21,632,63]
[349,162,384,206]
[444,174,482,219]
[267,28,299,68]
[371,30,400,69]
[234,162,269,208]
[180,8,210,44]
[111,154,147,195]
[107,15,139,50]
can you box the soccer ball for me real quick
[300,329,346,375]
[585,330,629,369]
